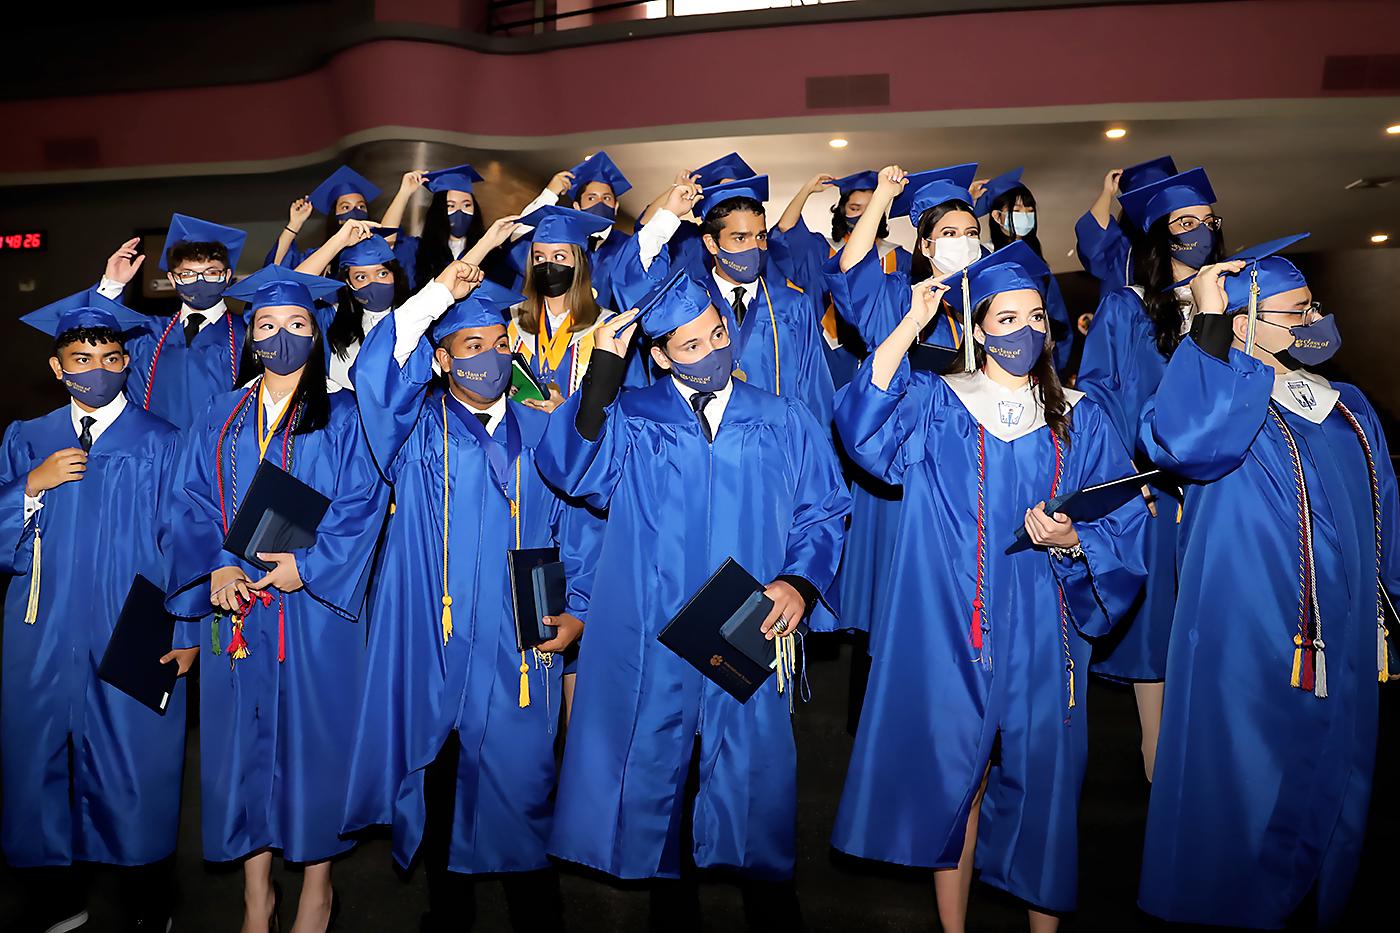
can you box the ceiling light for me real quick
[1104,127,1128,140]
[1371,234,1390,244]
[1386,124,1400,135]
[828,138,849,149]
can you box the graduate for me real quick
[1075,167,1224,779]
[832,242,1148,931]
[1,291,190,933]
[393,163,508,290]
[97,213,248,431]
[1074,155,1177,295]
[535,271,850,930]
[343,263,598,932]
[164,264,388,933]
[972,167,1073,372]
[268,164,382,269]
[1137,243,1398,930]
[638,151,758,283]
[625,174,835,421]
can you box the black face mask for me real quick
[534,262,575,299]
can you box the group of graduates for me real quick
[1,147,1395,933]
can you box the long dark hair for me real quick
[987,187,1044,257]
[963,294,1073,447]
[328,259,411,358]
[415,190,486,289]
[831,191,889,242]
[909,199,978,282]
[1132,215,1227,358]
[237,308,331,434]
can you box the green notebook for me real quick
[510,354,547,404]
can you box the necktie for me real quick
[588,235,603,253]
[690,391,716,443]
[78,416,96,452]
[474,412,492,431]
[731,288,747,327]
[184,313,205,347]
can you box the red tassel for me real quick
[277,598,286,663]
[226,623,249,660]
[1301,645,1316,692]
[970,598,984,650]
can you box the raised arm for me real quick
[840,166,905,273]
[378,171,426,241]
[272,198,313,267]
[295,219,380,277]
[775,173,834,233]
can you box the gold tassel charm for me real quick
[22,528,41,624]
[1290,633,1304,688]
[441,595,453,645]
[775,633,797,713]
[1067,661,1077,710]
[1380,621,1392,684]
[518,651,531,708]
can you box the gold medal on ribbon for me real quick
[547,382,561,395]
[732,368,747,382]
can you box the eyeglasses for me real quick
[1168,214,1223,233]
[170,269,229,286]
[1260,301,1324,321]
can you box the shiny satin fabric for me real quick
[1077,286,1181,681]
[123,311,246,432]
[166,389,388,863]
[342,316,600,874]
[536,379,850,880]
[1137,339,1397,929]
[0,406,186,867]
[831,359,1148,912]
[1074,211,1133,297]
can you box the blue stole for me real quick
[445,396,521,501]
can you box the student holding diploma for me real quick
[342,261,598,932]
[535,272,850,930]
[165,265,389,933]
[831,243,1148,932]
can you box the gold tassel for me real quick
[22,528,40,624]
[775,634,797,713]
[441,595,453,645]
[1381,622,1392,684]
[1290,633,1304,688]
[1067,662,1076,710]
[518,652,531,708]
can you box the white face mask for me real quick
[930,235,982,274]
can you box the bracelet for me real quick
[284,226,299,236]
[1049,543,1085,562]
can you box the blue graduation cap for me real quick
[225,265,344,314]
[160,213,247,271]
[432,280,525,343]
[23,289,150,339]
[698,176,769,216]
[692,152,755,188]
[891,163,979,226]
[568,151,631,202]
[337,230,401,269]
[515,204,613,246]
[1119,156,1178,195]
[940,241,1051,316]
[424,163,484,195]
[1215,234,1312,313]
[637,268,717,340]
[308,166,382,216]
[827,171,880,195]
[972,168,1026,218]
[1118,167,1215,232]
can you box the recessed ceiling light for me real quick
[1371,233,1390,244]
[1105,127,1128,140]
[828,138,849,149]
[1386,124,1400,136]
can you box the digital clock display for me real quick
[0,231,45,251]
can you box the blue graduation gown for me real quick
[831,361,1148,912]
[124,308,246,432]
[0,403,185,868]
[165,386,387,863]
[1075,211,1133,296]
[536,379,850,880]
[1136,339,1399,930]
[262,241,312,270]
[1076,286,1178,681]
[342,316,598,874]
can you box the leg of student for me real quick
[1134,681,1165,782]
[649,736,702,933]
[119,855,176,928]
[1028,908,1061,932]
[501,867,566,932]
[933,767,990,933]
[421,731,477,933]
[291,860,333,933]
[242,850,276,933]
[562,673,577,729]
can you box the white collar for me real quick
[69,392,127,443]
[670,374,734,431]
[451,391,508,436]
[260,382,295,424]
[449,235,467,258]
[593,225,612,245]
[712,270,758,305]
[180,301,226,329]
[941,369,1084,443]
[1272,369,1339,425]
[361,306,393,334]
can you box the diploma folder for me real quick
[1007,469,1161,554]
[510,353,548,404]
[508,547,566,651]
[657,558,777,704]
[908,342,959,373]
[221,460,330,573]
[97,574,179,716]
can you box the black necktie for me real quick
[474,412,492,430]
[183,313,205,347]
[588,234,603,253]
[731,287,747,327]
[690,391,716,443]
[78,415,96,452]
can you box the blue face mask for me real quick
[252,327,316,376]
[1170,225,1215,270]
[715,246,765,284]
[175,278,227,311]
[980,324,1044,377]
[1007,211,1036,237]
[581,201,617,222]
[337,206,369,225]
[668,342,733,392]
[62,366,128,408]
[1268,313,1341,368]
[350,280,395,313]
[450,348,511,399]
[448,209,473,238]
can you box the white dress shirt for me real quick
[711,270,757,317]
[450,392,508,437]
[23,394,129,520]
[636,209,682,271]
[670,374,734,438]
[391,281,457,368]
[328,307,394,391]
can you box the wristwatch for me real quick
[1049,544,1085,562]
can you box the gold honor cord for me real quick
[1244,266,1260,357]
